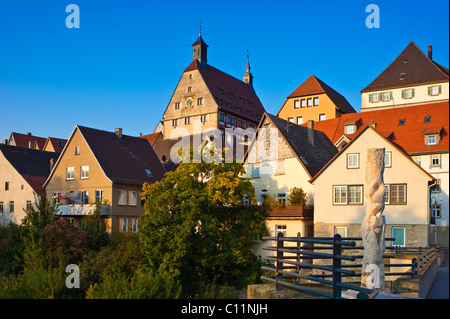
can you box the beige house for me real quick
[0,144,59,225]
[243,113,338,256]
[360,41,448,111]
[310,125,435,247]
[43,126,166,232]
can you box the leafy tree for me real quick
[139,148,268,296]
[287,187,308,206]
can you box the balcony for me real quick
[265,205,313,219]
[56,204,109,216]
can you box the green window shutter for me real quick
[369,94,372,102]
[428,86,432,96]
[439,85,442,94]
[390,91,393,100]
[401,90,405,98]
[378,93,383,101]
[412,88,415,97]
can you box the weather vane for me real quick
[199,19,203,34]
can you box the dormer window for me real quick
[398,119,405,126]
[427,135,437,146]
[219,88,224,94]
[229,93,234,98]
[424,128,442,146]
[400,73,406,80]
[345,125,356,135]
[424,116,431,123]
[145,169,153,177]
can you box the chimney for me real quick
[307,120,314,146]
[428,45,432,60]
[27,132,32,136]
[115,128,123,139]
[369,120,377,130]
[2,139,7,144]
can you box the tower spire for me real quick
[243,50,255,94]
[192,21,208,68]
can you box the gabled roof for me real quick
[183,59,265,123]
[305,101,449,154]
[44,126,167,187]
[281,75,356,114]
[309,125,435,183]
[360,41,449,93]
[43,137,68,153]
[245,113,338,178]
[0,144,60,196]
[8,132,47,150]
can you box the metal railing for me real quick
[260,233,421,299]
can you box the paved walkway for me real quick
[426,249,449,299]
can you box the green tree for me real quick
[139,149,268,297]
[287,187,308,206]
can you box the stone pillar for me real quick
[361,148,386,290]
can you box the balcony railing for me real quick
[56,204,109,216]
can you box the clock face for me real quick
[185,96,194,108]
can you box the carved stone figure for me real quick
[361,148,386,290]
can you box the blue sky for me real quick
[0,0,448,141]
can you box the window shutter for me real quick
[428,86,431,96]
[401,90,405,98]
[369,94,372,102]
[412,88,415,97]
[439,85,442,94]
[389,91,393,100]
[378,93,383,101]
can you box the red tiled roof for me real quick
[139,132,162,146]
[9,132,47,149]
[304,101,449,154]
[360,41,449,93]
[284,75,356,114]
[184,60,265,123]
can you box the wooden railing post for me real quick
[332,234,342,299]
[276,232,284,291]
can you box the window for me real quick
[427,135,438,146]
[219,113,225,122]
[384,152,392,168]
[313,97,319,106]
[276,225,287,237]
[431,205,441,224]
[390,184,406,205]
[307,98,313,107]
[80,165,89,179]
[334,226,347,238]
[145,169,153,177]
[398,119,405,126]
[95,190,104,203]
[80,191,89,204]
[382,92,392,101]
[369,93,379,103]
[118,190,127,205]
[431,154,440,166]
[412,156,421,166]
[333,186,347,205]
[348,186,363,204]
[384,186,390,204]
[227,117,235,125]
[400,73,406,80]
[120,218,138,233]
[392,227,405,247]
[401,88,414,99]
[428,85,442,96]
[172,119,178,127]
[9,201,14,212]
[197,98,204,105]
[26,200,32,211]
[277,193,286,207]
[300,99,306,108]
[4,182,9,191]
[296,116,303,125]
[187,86,192,92]
[319,113,326,121]
[0,202,3,213]
[185,117,192,125]
[424,116,431,123]
[75,146,80,155]
[288,117,294,123]
[344,125,356,135]
[52,192,62,204]
[200,115,209,122]
[66,167,74,180]
[174,102,181,110]
[252,164,260,178]
[294,99,300,109]
[129,191,138,206]
[347,153,359,169]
